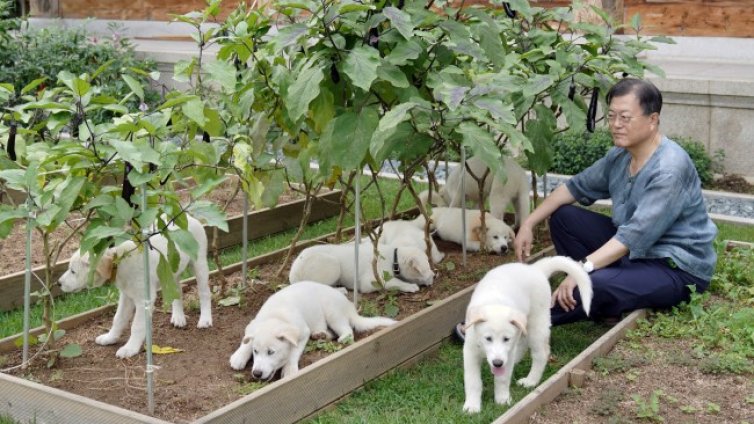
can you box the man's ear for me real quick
[95,250,115,281]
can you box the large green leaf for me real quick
[182,98,206,126]
[109,140,161,169]
[456,123,504,179]
[169,228,199,262]
[320,108,379,172]
[286,64,324,122]
[342,46,381,92]
[383,7,414,40]
[386,39,423,66]
[48,176,86,231]
[524,105,557,176]
[205,59,237,92]
[309,86,335,134]
[0,207,27,239]
[269,23,308,52]
[377,64,410,89]
[156,253,181,308]
[122,75,144,101]
[370,102,417,161]
[188,201,228,232]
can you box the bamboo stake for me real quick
[140,185,155,414]
[353,174,361,308]
[22,197,33,368]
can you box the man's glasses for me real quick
[606,113,645,125]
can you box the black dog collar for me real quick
[392,248,401,278]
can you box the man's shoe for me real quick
[452,322,465,343]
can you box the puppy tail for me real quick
[533,256,593,316]
[350,314,397,333]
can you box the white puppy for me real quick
[379,219,444,263]
[58,214,212,358]
[420,156,529,228]
[413,207,515,254]
[289,240,434,293]
[229,281,396,379]
[462,256,593,413]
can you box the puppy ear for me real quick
[470,226,482,242]
[510,311,528,336]
[95,250,115,281]
[464,307,486,330]
[277,325,300,347]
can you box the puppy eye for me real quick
[253,349,258,355]
[70,270,76,274]
[503,337,510,342]
[493,235,499,239]
[485,336,492,342]
[267,349,274,355]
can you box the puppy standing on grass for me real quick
[229,281,396,380]
[462,256,593,413]
[58,214,212,358]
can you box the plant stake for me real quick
[141,185,155,414]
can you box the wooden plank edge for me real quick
[491,308,648,424]
[0,372,171,424]
[0,190,342,312]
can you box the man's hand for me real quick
[551,276,579,312]
[514,224,533,262]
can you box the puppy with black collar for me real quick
[289,240,434,293]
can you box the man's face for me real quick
[607,92,658,149]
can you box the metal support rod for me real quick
[242,191,249,287]
[22,197,34,367]
[141,185,155,415]
[460,147,467,267]
[353,174,360,308]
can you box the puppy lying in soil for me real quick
[229,281,396,380]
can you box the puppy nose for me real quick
[252,370,263,379]
[492,359,504,368]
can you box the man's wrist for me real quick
[580,258,595,273]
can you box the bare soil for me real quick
[707,174,754,195]
[0,178,303,277]
[530,337,754,424]
[1,232,543,423]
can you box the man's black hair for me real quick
[606,78,663,116]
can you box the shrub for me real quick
[671,135,715,185]
[0,23,159,122]
[549,128,613,175]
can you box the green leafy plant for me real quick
[0,24,159,124]
[549,128,613,175]
[632,389,665,422]
[673,135,715,185]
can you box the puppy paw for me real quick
[229,351,250,370]
[95,333,118,346]
[404,283,420,293]
[115,344,141,358]
[494,393,512,405]
[170,314,187,328]
[462,402,481,414]
[197,317,213,328]
[336,332,354,344]
[517,376,540,388]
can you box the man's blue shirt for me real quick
[566,136,717,281]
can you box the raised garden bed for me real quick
[0,220,553,423]
[0,184,340,312]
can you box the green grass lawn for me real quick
[309,321,610,423]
